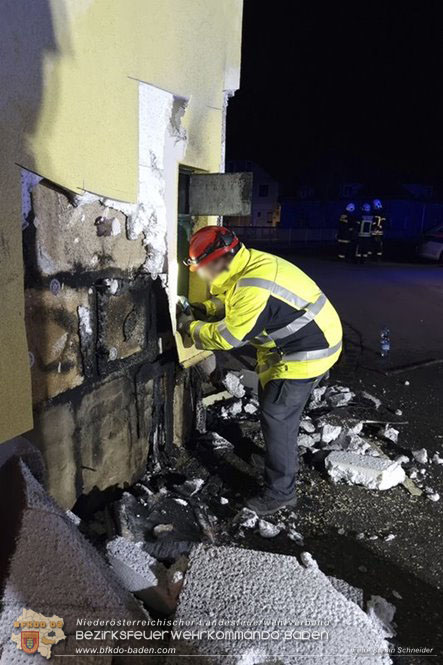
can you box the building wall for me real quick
[226,160,279,227]
[0,0,243,506]
[0,0,243,446]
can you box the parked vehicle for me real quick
[417,224,443,262]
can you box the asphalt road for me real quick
[220,252,443,663]
[283,254,443,663]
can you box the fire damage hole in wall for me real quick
[22,175,203,511]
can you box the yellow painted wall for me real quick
[0,0,243,442]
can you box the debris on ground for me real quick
[362,391,382,409]
[321,422,343,443]
[412,448,428,464]
[220,400,243,419]
[199,431,234,451]
[325,452,406,490]
[106,536,186,614]
[170,545,393,664]
[244,401,258,414]
[300,418,316,433]
[258,519,281,538]
[425,488,440,502]
[381,425,399,443]
[173,478,205,496]
[233,508,258,529]
[327,388,355,407]
[47,372,440,660]
[367,594,397,639]
[153,523,174,537]
[223,371,246,398]
[0,458,149,663]
[288,529,304,545]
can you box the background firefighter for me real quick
[177,226,342,516]
[371,198,387,260]
[337,202,358,260]
[354,202,373,263]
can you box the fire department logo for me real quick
[21,631,39,654]
[11,609,66,659]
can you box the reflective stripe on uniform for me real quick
[217,321,245,348]
[237,277,311,309]
[258,341,342,372]
[210,296,225,316]
[268,294,327,341]
[283,340,342,362]
[338,239,350,243]
[193,321,205,350]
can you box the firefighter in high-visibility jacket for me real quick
[354,202,373,262]
[337,202,357,260]
[371,198,386,260]
[178,226,342,515]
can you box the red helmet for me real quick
[184,226,240,272]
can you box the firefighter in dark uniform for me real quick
[354,202,373,263]
[337,202,357,260]
[371,198,386,260]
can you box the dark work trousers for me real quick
[258,377,318,499]
[372,235,383,259]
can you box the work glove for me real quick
[176,309,195,348]
[190,302,208,320]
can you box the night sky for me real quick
[226,0,443,194]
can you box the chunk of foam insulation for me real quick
[367,595,397,639]
[170,545,392,664]
[202,390,232,407]
[0,458,149,664]
[107,537,186,614]
[322,423,342,443]
[328,576,364,608]
[325,452,405,490]
[412,448,428,464]
[223,372,245,398]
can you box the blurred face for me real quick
[196,256,230,283]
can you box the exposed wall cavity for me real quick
[20,82,197,509]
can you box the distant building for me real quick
[226,160,280,226]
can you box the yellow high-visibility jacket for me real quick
[189,245,342,387]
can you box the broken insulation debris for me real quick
[4,370,441,662]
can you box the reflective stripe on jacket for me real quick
[189,245,343,386]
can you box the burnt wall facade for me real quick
[22,179,195,508]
